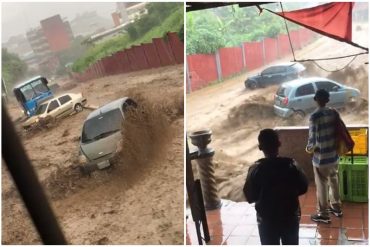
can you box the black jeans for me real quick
[257,216,300,245]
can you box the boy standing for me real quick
[244,129,308,245]
[306,89,343,224]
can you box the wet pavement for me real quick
[186,184,368,245]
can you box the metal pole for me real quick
[186,59,192,93]
[215,50,222,81]
[241,44,247,70]
[2,105,67,244]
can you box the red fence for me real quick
[187,54,218,91]
[187,28,317,92]
[244,41,264,71]
[219,46,244,78]
[72,32,183,82]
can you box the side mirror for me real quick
[332,86,339,92]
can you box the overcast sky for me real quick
[2,2,117,42]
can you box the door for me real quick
[315,80,345,108]
[292,83,316,113]
[57,95,74,117]
[261,66,286,86]
[47,99,61,119]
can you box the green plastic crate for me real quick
[339,156,368,202]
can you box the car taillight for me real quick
[282,97,289,105]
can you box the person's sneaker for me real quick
[311,213,331,224]
[327,207,343,217]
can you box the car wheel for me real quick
[74,103,83,113]
[248,81,258,89]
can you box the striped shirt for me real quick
[306,107,338,167]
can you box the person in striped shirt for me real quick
[306,89,342,224]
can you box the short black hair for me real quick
[258,129,280,151]
[314,89,330,102]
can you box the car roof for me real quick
[86,97,129,120]
[14,76,44,89]
[280,77,336,88]
[268,62,302,67]
[38,93,77,106]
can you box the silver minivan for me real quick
[273,77,360,118]
[79,97,137,170]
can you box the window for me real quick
[30,79,49,95]
[47,100,59,112]
[36,103,48,115]
[275,66,287,74]
[20,84,35,101]
[263,67,278,75]
[315,81,339,92]
[81,109,123,143]
[295,83,315,97]
[58,95,72,105]
[277,86,291,97]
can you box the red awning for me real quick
[277,2,354,44]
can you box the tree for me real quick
[2,48,28,89]
[186,3,302,54]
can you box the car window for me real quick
[315,81,339,92]
[36,103,48,115]
[262,67,278,75]
[295,83,315,97]
[58,95,72,105]
[47,100,59,112]
[275,66,287,73]
[277,86,291,97]
[81,109,123,143]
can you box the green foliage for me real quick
[133,7,183,45]
[187,3,301,54]
[187,10,226,54]
[72,3,184,72]
[2,48,28,89]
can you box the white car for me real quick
[273,77,360,118]
[22,93,86,129]
[79,97,137,171]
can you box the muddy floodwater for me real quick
[2,65,184,244]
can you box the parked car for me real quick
[22,92,86,129]
[245,62,306,89]
[79,97,137,171]
[273,77,360,118]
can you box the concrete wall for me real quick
[275,125,368,182]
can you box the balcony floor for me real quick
[186,184,368,245]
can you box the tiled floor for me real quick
[186,184,368,245]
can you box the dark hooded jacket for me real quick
[243,157,308,222]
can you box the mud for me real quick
[2,65,184,244]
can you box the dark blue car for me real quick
[245,62,306,89]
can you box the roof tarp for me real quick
[273,2,369,51]
[277,2,354,44]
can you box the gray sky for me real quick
[2,2,117,42]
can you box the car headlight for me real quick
[78,154,88,165]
